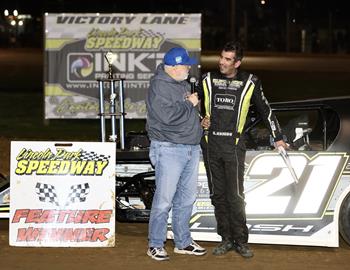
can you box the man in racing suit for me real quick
[199,41,287,258]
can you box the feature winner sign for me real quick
[44,13,201,119]
[9,141,116,247]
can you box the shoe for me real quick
[147,247,169,261]
[233,242,254,258]
[212,239,234,256]
[174,241,207,256]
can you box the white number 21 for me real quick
[245,153,347,218]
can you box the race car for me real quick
[113,96,350,247]
[1,96,350,247]
[188,96,350,247]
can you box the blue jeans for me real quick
[148,140,200,249]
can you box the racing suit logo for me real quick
[214,94,236,110]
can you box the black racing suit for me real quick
[198,70,283,244]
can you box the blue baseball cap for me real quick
[164,47,197,66]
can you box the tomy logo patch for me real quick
[214,94,236,110]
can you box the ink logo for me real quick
[68,53,94,81]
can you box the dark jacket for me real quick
[146,64,203,145]
[200,70,283,153]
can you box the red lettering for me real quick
[79,228,94,241]
[11,209,114,224]
[62,228,81,241]
[49,228,65,241]
[56,210,72,223]
[17,227,41,241]
[38,210,58,223]
[66,210,79,223]
[25,209,42,223]
[12,209,30,223]
[38,228,48,241]
[81,210,99,223]
[91,228,110,242]
[96,210,113,223]
[15,227,110,242]
[74,210,84,223]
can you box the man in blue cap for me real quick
[146,47,206,261]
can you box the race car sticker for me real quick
[186,151,349,247]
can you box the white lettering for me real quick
[282,225,313,232]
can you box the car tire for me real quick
[339,192,350,245]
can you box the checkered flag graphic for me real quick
[140,28,164,38]
[64,183,90,207]
[76,151,110,162]
[35,183,59,207]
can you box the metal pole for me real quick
[98,80,106,142]
[119,79,125,150]
[109,80,117,142]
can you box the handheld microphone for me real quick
[188,77,202,119]
[189,77,197,94]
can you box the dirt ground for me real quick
[1,220,350,270]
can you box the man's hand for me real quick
[274,139,289,150]
[186,93,199,107]
[201,115,210,129]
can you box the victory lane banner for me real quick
[9,141,116,247]
[44,13,201,119]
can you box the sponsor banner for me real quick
[44,13,201,119]
[169,151,349,247]
[9,141,116,247]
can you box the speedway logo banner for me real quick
[9,141,116,247]
[44,13,201,119]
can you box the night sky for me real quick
[1,0,349,52]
